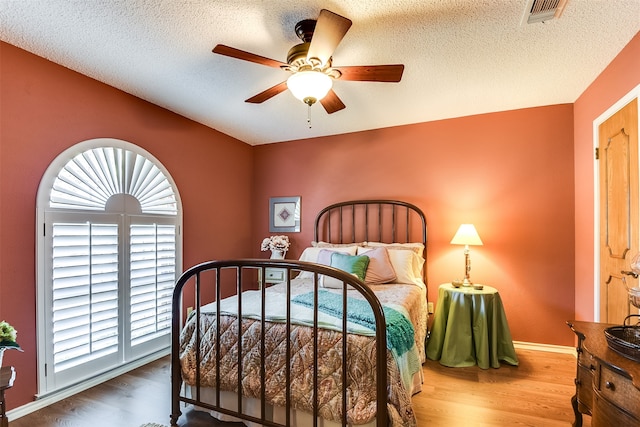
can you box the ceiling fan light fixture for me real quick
[287,70,332,106]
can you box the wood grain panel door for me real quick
[599,98,639,324]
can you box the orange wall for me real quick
[253,105,576,347]
[573,32,640,321]
[0,42,254,409]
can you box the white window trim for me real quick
[36,138,183,396]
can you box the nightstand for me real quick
[426,283,518,369]
[259,267,287,286]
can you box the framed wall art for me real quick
[269,196,301,232]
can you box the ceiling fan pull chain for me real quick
[307,104,312,128]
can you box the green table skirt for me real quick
[426,284,519,369]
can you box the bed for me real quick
[171,200,428,427]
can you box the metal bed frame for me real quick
[170,199,427,427]
[314,199,427,285]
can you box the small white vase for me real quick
[270,250,286,259]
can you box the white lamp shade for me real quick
[450,224,483,246]
[287,70,332,104]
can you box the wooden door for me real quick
[599,98,639,324]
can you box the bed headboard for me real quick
[314,199,427,281]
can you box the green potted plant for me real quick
[0,321,23,366]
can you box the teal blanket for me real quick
[292,290,415,357]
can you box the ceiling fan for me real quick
[212,9,404,114]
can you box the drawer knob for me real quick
[605,381,615,390]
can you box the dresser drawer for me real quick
[593,390,640,426]
[576,364,593,414]
[597,364,640,420]
[264,268,286,284]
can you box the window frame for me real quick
[36,138,183,396]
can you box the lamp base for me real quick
[462,246,473,286]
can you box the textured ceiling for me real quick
[1,1,639,145]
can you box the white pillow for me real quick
[386,249,420,285]
[363,242,425,281]
[297,245,358,279]
[321,272,359,289]
[413,253,425,281]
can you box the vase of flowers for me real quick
[0,321,23,367]
[261,235,290,259]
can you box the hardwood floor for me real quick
[417,348,590,426]
[9,349,588,427]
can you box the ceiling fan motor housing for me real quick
[295,19,316,42]
[287,42,311,67]
[287,42,332,71]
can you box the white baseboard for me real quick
[7,349,170,421]
[513,340,577,357]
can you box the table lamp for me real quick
[451,224,483,286]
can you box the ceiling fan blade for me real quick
[320,89,346,114]
[336,65,404,82]
[245,81,289,104]
[307,9,352,66]
[213,44,287,69]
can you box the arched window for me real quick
[36,138,182,394]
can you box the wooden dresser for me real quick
[567,321,640,427]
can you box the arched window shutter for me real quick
[50,147,177,214]
[37,140,181,394]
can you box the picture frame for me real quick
[269,196,301,232]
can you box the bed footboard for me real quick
[170,259,388,427]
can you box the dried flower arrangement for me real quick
[260,235,290,252]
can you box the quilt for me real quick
[179,282,422,426]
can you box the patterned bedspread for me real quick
[179,279,427,426]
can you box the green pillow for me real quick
[330,252,370,281]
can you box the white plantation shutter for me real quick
[37,140,181,394]
[130,224,176,346]
[52,223,119,372]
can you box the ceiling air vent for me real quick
[523,0,568,24]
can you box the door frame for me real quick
[593,83,640,321]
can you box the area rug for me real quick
[139,424,168,427]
